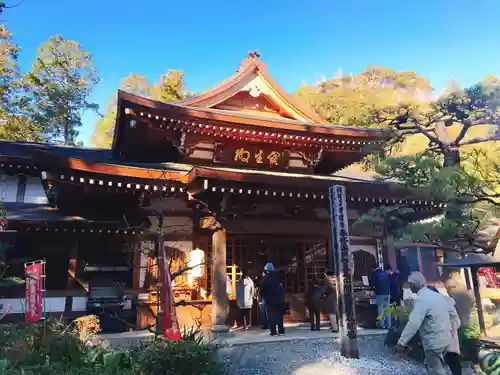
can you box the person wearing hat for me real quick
[260,262,285,336]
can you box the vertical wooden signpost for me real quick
[375,239,384,269]
[328,185,359,359]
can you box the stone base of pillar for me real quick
[340,336,360,359]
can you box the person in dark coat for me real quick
[260,263,285,336]
[370,265,391,329]
[305,278,323,331]
[386,265,403,305]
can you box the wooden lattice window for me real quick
[200,235,328,296]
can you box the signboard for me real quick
[25,261,44,323]
[329,185,359,358]
[213,141,290,169]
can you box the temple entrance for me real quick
[203,235,329,322]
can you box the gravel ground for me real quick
[218,336,428,375]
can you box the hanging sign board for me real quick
[213,141,291,170]
[25,262,44,323]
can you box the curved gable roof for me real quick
[177,52,324,123]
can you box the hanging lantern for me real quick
[189,248,205,279]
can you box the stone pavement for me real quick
[211,325,386,347]
[218,336,480,375]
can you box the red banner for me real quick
[25,263,43,322]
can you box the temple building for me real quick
[0,53,442,332]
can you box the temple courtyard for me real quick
[218,335,478,375]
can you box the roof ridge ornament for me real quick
[248,50,262,60]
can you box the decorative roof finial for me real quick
[248,50,262,60]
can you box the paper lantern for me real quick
[189,248,205,278]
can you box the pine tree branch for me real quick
[457,134,500,147]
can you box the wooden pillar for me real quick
[471,266,486,335]
[211,227,229,333]
[329,185,359,359]
[64,240,78,317]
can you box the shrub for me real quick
[0,317,223,375]
[130,339,223,375]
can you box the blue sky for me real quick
[8,0,500,146]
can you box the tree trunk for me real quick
[442,147,462,267]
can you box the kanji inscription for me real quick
[214,142,289,169]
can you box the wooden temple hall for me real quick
[0,53,442,332]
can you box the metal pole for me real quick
[328,185,359,358]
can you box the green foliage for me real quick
[0,111,42,141]
[377,302,410,323]
[293,66,432,125]
[129,339,222,375]
[180,318,211,345]
[355,80,500,256]
[151,70,186,102]
[0,25,42,142]
[0,318,222,375]
[23,35,100,145]
[0,25,20,111]
[91,70,187,149]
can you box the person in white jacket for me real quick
[427,285,462,375]
[395,272,460,375]
[236,270,255,330]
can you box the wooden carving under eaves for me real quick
[200,216,219,231]
[172,130,196,157]
[297,147,324,167]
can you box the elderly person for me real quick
[427,284,462,375]
[396,272,460,375]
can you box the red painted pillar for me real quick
[157,237,181,340]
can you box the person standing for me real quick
[260,263,285,336]
[305,278,322,331]
[321,270,339,332]
[386,265,403,327]
[370,265,391,329]
[427,285,462,375]
[386,265,403,305]
[236,270,255,330]
[395,272,460,375]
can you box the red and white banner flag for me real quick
[480,267,499,288]
[25,263,43,322]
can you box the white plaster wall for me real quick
[0,296,133,314]
[24,177,48,204]
[0,297,86,313]
[0,175,47,204]
[0,175,18,203]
